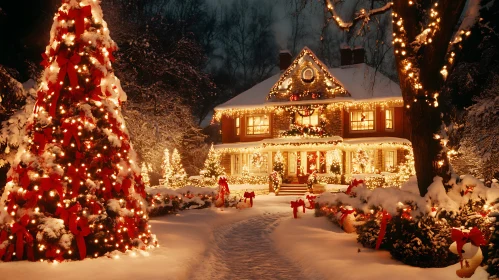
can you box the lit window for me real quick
[295,111,319,126]
[246,115,270,135]
[235,117,240,135]
[385,151,395,172]
[350,111,375,131]
[385,109,394,130]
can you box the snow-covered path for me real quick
[190,211,309,280]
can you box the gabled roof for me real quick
[268,47,349,100]
[214,49,401,111]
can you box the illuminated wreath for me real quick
[251,151,264,168]
[301,67,315,83]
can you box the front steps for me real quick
[277,183,308,196]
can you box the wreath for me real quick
[251,151,264,168]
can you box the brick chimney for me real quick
[279,50,292,71]
[353,47,365,64]
[340,44,352,66]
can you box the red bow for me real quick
[375,210,392,250]
[346,179,364,195]
[306,195,316,209]
[69,215,91,260]
[56,203,82,225]
[67,165,86,198]
[88,86,103,102]
[218,177,230,194]
[100,168,114,197]
[339,207,355,225]
[48,82,62,117]
[133,174,146,198]
[40,174,64,199]
[14,164,32,189]
[291,199,306,219]
[464,185,474,195]
[115,177,132,197]
[61,121,82,150]
[68,5,92,38]
[244,191,255,207]
[57,52,81,88]
[124,217,137,239]
[451,227,486,266]
[33,127,53,154]
[11,215,34,261]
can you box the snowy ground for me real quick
[0,195,489,280]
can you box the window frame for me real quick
[235,117,241,136]
[384,150,396,172]
[349,110,376,132]
[295,111,319,127]
[246,114,270,136]
[385,108,394,131]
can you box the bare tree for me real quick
[310,0,475,196]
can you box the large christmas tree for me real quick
[0,0,155,262]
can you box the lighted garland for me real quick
[280,124,332,138]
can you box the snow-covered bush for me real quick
[388,215,458,267]
[315,175,497,268]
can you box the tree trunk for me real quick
[393,0,466,196]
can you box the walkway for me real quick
[189,211,309,280]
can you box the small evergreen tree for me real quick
[161,148,172,185]
[201,144,224,180]
[273,151,285,178]
[141,162,151,187]
[169,148,187,189]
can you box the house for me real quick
[212,47,412,186]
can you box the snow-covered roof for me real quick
[214,137,411,152]
[215,63,401,110]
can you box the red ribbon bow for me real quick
[339,207,356,225]
[14,164,32,189]
[11,215,34,261]
[40,174,64,199]
[61,121,82,150]
[244,191,255,207]
[306,195,316,209]
[451,227,486,266]
[67,165,87,198]
[346,179,364,195]
[56,203,82,225]
[375,210,392,250]
[69,215,91,260]
[33,127,53,154]
[57,52,81,88]
[291,199,306,219]
[68,5,92,38]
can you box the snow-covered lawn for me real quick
[0,195,489,280]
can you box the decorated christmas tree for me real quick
[200,144,224,180]
[353,148,370,173]
[161,148,172,184]
[0,0,155,262]
[141,163,151,187]
[397,150,416,184]
[169,148,187,189]
[273,151,285,178]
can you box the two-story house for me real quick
[212,47,412,183]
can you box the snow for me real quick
[214,136,410,151]
[0,195,490,279]
[214,63,401,111]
